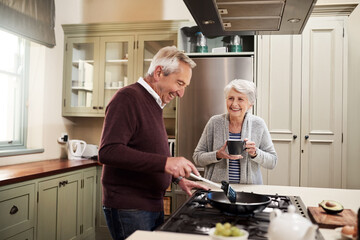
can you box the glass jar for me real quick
[229,35,243,52]
[195,32,208,53]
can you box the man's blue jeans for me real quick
[103,206,164,240]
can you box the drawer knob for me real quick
[10,205,19,215]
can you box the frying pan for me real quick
[207,191,271,215]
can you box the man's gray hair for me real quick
[224,79,257,105]
[146,46,196,77]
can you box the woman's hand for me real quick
[244,138,257,157]
[216,142,243,160]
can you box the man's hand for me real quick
[178,177,210,196]
[165,157,200,178]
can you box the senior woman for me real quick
[193,79,277,184]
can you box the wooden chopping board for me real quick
[308,207,357,229]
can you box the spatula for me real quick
[190,173,237,203]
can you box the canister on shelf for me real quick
[229,35,243,52]
[195,32,208,53]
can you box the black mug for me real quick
[227,139,246,155]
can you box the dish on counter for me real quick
[209,227,249,240]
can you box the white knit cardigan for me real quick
[193,113,277,184]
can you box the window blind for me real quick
[0,0,55,48]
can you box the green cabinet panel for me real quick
[37,182,58,240]
[81,168,96,238]
[5,228,33,240]
[37,172,82,240]
[0,183,35,240]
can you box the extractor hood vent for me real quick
[183,0,317,37]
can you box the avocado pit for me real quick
[319,200,344,214]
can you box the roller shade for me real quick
[0,0,55,48]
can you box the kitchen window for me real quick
[0,29,29,153]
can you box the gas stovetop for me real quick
[157,190,324,240]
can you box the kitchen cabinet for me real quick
[95,166,111,239]
[257,16,347,188]
[37,167,96,240]
[81,169,97,239]
[5,229,34,240]
[0,182,36,240]
[62,21,182,117]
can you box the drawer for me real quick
[0,184,35,240]
[5,228,33,240]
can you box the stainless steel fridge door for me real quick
[177,56,254,164]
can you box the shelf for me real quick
[144,59,152,62]
[72,60,94,67]
[105,87,123,90]
[106,59,128,64]
[186,52,254,57]
[71,86,93,91]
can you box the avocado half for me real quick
[319,200,344,214]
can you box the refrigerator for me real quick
[176,56,254,165]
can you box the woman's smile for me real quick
[226,88,252,118]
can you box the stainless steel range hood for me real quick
[183,0,317,37]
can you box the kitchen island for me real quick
[128,184,359,240]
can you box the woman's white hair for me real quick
[224,79,257,105]
[146,46,196,77]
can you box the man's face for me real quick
[155,61,192,105]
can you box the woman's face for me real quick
[226,88,252,119]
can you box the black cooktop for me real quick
[157,190,324,240]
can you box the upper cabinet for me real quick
[62,21,182,117]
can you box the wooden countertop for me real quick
[0,159,99,187]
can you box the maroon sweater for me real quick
[99,82,171,212]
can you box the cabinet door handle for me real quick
[305,135,309,140]
[293,135,297,140]
[59,180,69,187]
[93,106,98,110]
[99,106,103,110]
[10,205,19,215]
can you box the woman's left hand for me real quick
[244,138,257,157]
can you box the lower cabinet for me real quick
[82,170,97,239]
[0,183,35,240]
[37,167,97,240]
[6,228,34,240]
[95,167,112,239]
